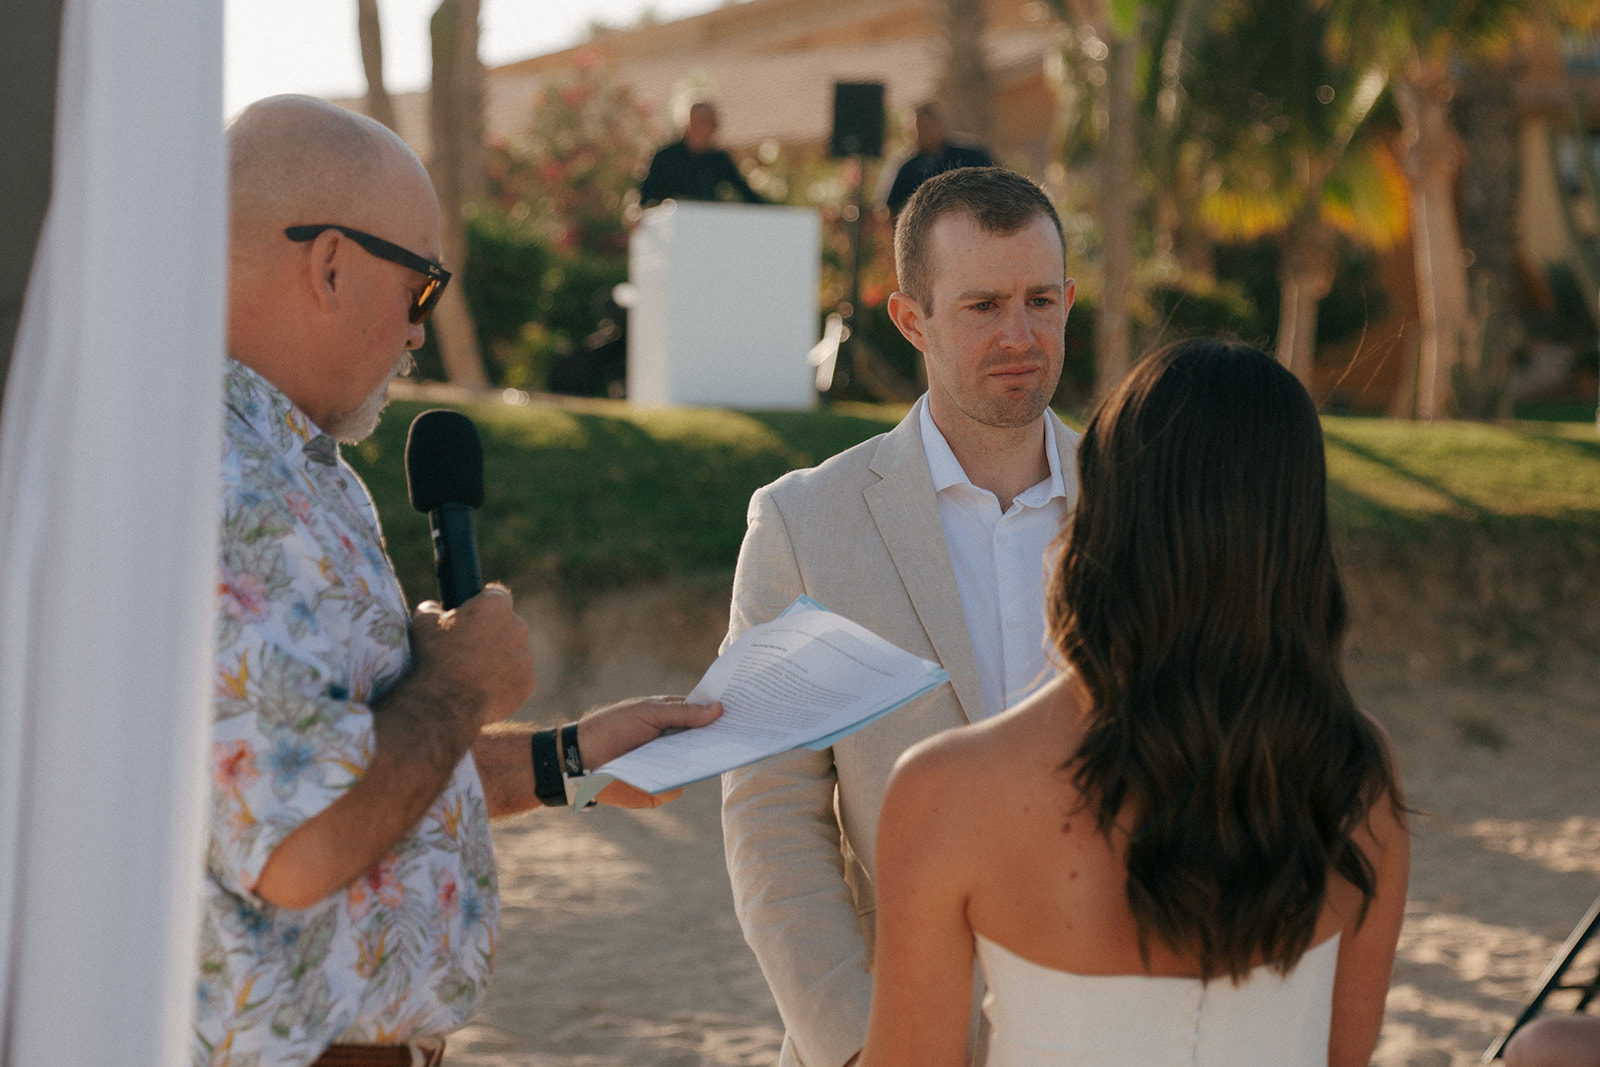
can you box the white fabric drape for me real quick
[0,0,224,1062]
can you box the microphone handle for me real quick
[428,503,483,609]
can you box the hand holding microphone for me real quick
[399,408,716,815]
[401,409,534,729]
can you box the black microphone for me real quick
[405,409,485,609]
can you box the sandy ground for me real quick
[439,584,1600,1067]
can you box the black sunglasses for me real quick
[285,224,451,323]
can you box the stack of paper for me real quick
[573,597,949,804]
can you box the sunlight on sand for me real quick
[437,585,1600,1067]
[1467,817,1600,876]
[1382,910,1570,1066]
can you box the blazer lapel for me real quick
[863,413,986,725]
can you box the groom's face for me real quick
[892,211,1073,435]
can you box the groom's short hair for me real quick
[893,167,1065,313]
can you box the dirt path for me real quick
[443,586,1600,1066]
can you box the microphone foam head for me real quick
[405,409,485,511]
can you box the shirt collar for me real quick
[223,358,341,467]
[916,393,1067,507]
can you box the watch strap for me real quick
[530,728,567,807]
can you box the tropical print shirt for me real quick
[193,360,498,1067]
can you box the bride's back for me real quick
[863,341,1408,1067]
[976,930,1340,1066]
[952,682,1366,979]
[939,681,1360,1066]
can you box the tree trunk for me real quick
[427,0,489,390]
[1453,48,1524,420]
[939,0,992,137]
[1149,0,1216,281]
[1274,207,1339,389]
[1095,28,1138,397]
[1394,57,1470,420]
[356,0,397,131]
[1550,107,1600,327]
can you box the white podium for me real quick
[626,201,821,409]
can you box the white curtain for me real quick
[0,0,224,1062]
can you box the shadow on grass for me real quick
[1322,430,1492,523]
[353,400,899,601]
[352,397,1600,609]
[1522,428,1600,465]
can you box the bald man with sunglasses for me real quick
[196,95,720,1067]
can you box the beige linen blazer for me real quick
[721,406,1080,1067]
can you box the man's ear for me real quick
[1063,278,1077,316]
[303,229,344,314]
[886,290,928,352]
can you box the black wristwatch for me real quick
[530,728,567,807]
[559,721,584,777]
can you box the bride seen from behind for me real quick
[858,338,1410,1067]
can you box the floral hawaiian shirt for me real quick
[193,360,498,1067]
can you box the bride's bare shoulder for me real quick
[888,673,1087,800]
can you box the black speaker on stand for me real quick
[822,82,884,399]
[830,82,885,159]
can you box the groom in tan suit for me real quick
[721,167,1080,1067]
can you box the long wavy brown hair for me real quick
[1047,338,1398,982]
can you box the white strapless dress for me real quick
[976,932,1339,1067]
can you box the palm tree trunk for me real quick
[1149,0,1216,280]
[1274,207,1338,388]
[356,0,397,131]
[1394,58,1470,420]
[940,0,992,137]
[1453,48,1523,420]
[1550,107,1600,326]
[1096,29,1137,397]
[427,0,489,390]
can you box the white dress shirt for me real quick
[918,396,1073,719]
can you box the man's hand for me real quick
[576,695,722,767]
[474,696,722,816]
[577,696,724,808]
[407,585,536,743]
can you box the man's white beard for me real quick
[324,352,415,444]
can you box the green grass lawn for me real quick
[346,396,1600,604]
[350,397,908,600]
[1323,418,1600,534]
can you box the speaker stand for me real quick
[824,155,868,403]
